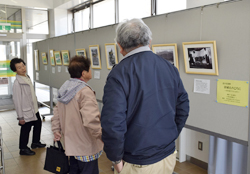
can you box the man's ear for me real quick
[117,43,126,56]
[117,43,123,52]
[148,40,152,49]
[81,70,85,78]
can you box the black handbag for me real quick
[44,141,69,174]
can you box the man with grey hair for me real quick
[101,18,189,174]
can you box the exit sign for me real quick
[0,23,11,31]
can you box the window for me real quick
[74,8,90,32]
[93,0,115,28]
[157,0,186,15]
[72,0,233,32]
[26,9,48,34]
[119,0,151,22]
[0,5,22,33]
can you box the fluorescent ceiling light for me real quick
[0,10,6,13]
[33,7,48,10]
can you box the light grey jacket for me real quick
[12,74,37,122]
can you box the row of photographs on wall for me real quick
[34,41,219,76]
[34,43,118,71]
[152,40,218,76]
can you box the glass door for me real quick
[0,40,20,100]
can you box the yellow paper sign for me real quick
[217,79,249,107]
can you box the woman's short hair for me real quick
[68,56,91,78]
[115,18,152,52]
[10,58,26,72]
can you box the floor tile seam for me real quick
[1,120,12,128]
[3,137,19,141]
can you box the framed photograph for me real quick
[182,41,218,75]
[105,43,118,70]
[89,45,101,69]
[41,52,48,65]
[54,51,62,65]
[152,44,179,70]
[34,50,39,71]
[61,50,70,65]
[50,49,55,66]
[76,48,87,57]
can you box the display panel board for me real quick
[33,0,250,143]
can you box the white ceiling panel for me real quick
[54,0,89,9]
[0,0,53,9]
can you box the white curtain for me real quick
[208,136,247,174]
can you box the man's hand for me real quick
[54,132,61,141]
[19,120,25,125]
[114,161,123,173]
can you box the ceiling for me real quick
[0,0,53,9]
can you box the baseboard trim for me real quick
[0,105,15,111]
[186,155,208,170]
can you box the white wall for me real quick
[0,0,53,9]
[49,9,56,38]
[53,0,71,8]
[186,129,210,163]
[54,9,69,36]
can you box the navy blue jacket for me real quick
[101,50,189,165]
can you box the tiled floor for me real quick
[0,108,207,174]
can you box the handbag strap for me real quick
[53,141,64,151]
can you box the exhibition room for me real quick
[0,0,249,174]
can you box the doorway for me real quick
[0,40,20,110]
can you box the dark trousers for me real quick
[19,112,42,149]
[70,156,99,174]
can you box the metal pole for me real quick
[50,86,53,114]
[89,3,93,29]
[151,0,156,16]
[115,0,119,24]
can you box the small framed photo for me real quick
[152,44,179,70]
[105,43,118,70]
[54,51,62,65]
[182,41,218,75]
[41,52,48,65]
[61,50,70,65]
[34,50,39,71]
[89,45,101,69]
[50,49,55,66]
[76,48,87,58]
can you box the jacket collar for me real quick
[123,45,151,59]
[16,74,28,85]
